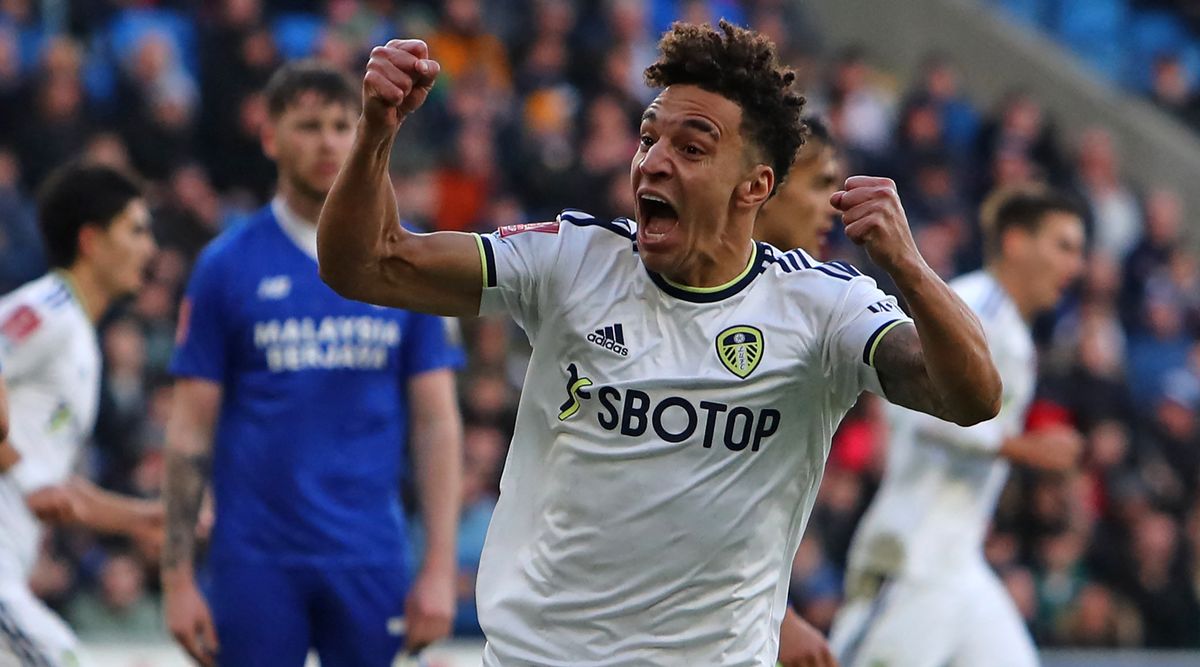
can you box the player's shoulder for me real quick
[0,274,79,346]
[950,270,1011,322]
[763,244,878,302]
[193,207,278,269]
[491,209,635,246]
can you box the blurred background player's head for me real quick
[36,162,155,299]
[981,186,1086,317]
[261,60,359,208]
[633,20,805,277]
[754,117,841,257]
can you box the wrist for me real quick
[161,565,196,590]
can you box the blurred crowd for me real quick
[1,0,1199,650]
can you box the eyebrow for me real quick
[682,118,719,141]
[640,110,720,140]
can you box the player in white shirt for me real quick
[828,187,1087,667]
[0,162,161,667]
[318,22,1003,666]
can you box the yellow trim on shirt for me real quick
[867,320,908,367]
[473,234,488,289]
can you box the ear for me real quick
[76,223,102,263]
[261,119,278,160]
[1000,226,1029,260]
[738,165,774,209]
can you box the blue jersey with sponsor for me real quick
[170,205,463,565]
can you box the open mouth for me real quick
[638,194,679,242]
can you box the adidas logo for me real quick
[587,323,629,356]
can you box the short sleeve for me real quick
[169,249,230,382]
[0,300,63,383]
[402,313,466,378]
[825,275,913,399]
[474,219,566,335]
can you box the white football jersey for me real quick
[473,211,910,666]
[0,273,100,581]
[846,270,1035,582]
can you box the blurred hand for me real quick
[164,575,219,667]
[25,484,82,524]
[404,565,455,654]
[1029,425,1084,472]
[831,176,922,277]
[363,39,442,135]
[778,607,838,667]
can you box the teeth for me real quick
[642,194,668,204]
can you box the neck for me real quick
[990,261,1037,322]
[666,237,756,288]
[60,264,113,323]
[277,178,324,225]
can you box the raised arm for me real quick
[833,177,1001,426]
[317,39,483,317]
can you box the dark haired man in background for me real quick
[0,162,162,667]
[163,60,463,667]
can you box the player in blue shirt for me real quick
[161,61,464,667]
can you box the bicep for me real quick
[406,369,461,434]
[872,322,955,421]
[332,230,484,317]
[166,378,223,452]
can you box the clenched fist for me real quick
[362,39,442,134]
[831,176,922,277]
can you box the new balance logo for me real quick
[587,323,629,356]
[257,275,292,300]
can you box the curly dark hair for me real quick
[644,20,806,192]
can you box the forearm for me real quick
[162,429,213,580]
[890,259,1000,425]
[412,416,462,575]
[67,477,160,535]
[317,119,406,297]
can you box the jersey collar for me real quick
[272,197,318,261]
[645,242,768,304]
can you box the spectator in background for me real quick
[1149,53,1200,128]
[1121,512,1200,647]
[913,53,980,157]
[1123,187,1184,332]
[426,0,512,94]
[67,550,163,642]
[0,149,45,293]
[1073,127,1142,260]
[827,47,894,159]
[14,38,93,191]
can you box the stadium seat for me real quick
[271,13,325,61]
[1126,10,1191,89]
[107,8,198,76]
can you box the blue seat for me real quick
[108,8,197,76]
[272,13,324,60]
[1126,10,1190,89]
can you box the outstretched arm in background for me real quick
[317,39,484,317]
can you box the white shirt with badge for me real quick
[0,272,100,581]
[472,210,910,666]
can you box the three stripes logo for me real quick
[587,323,629,356]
